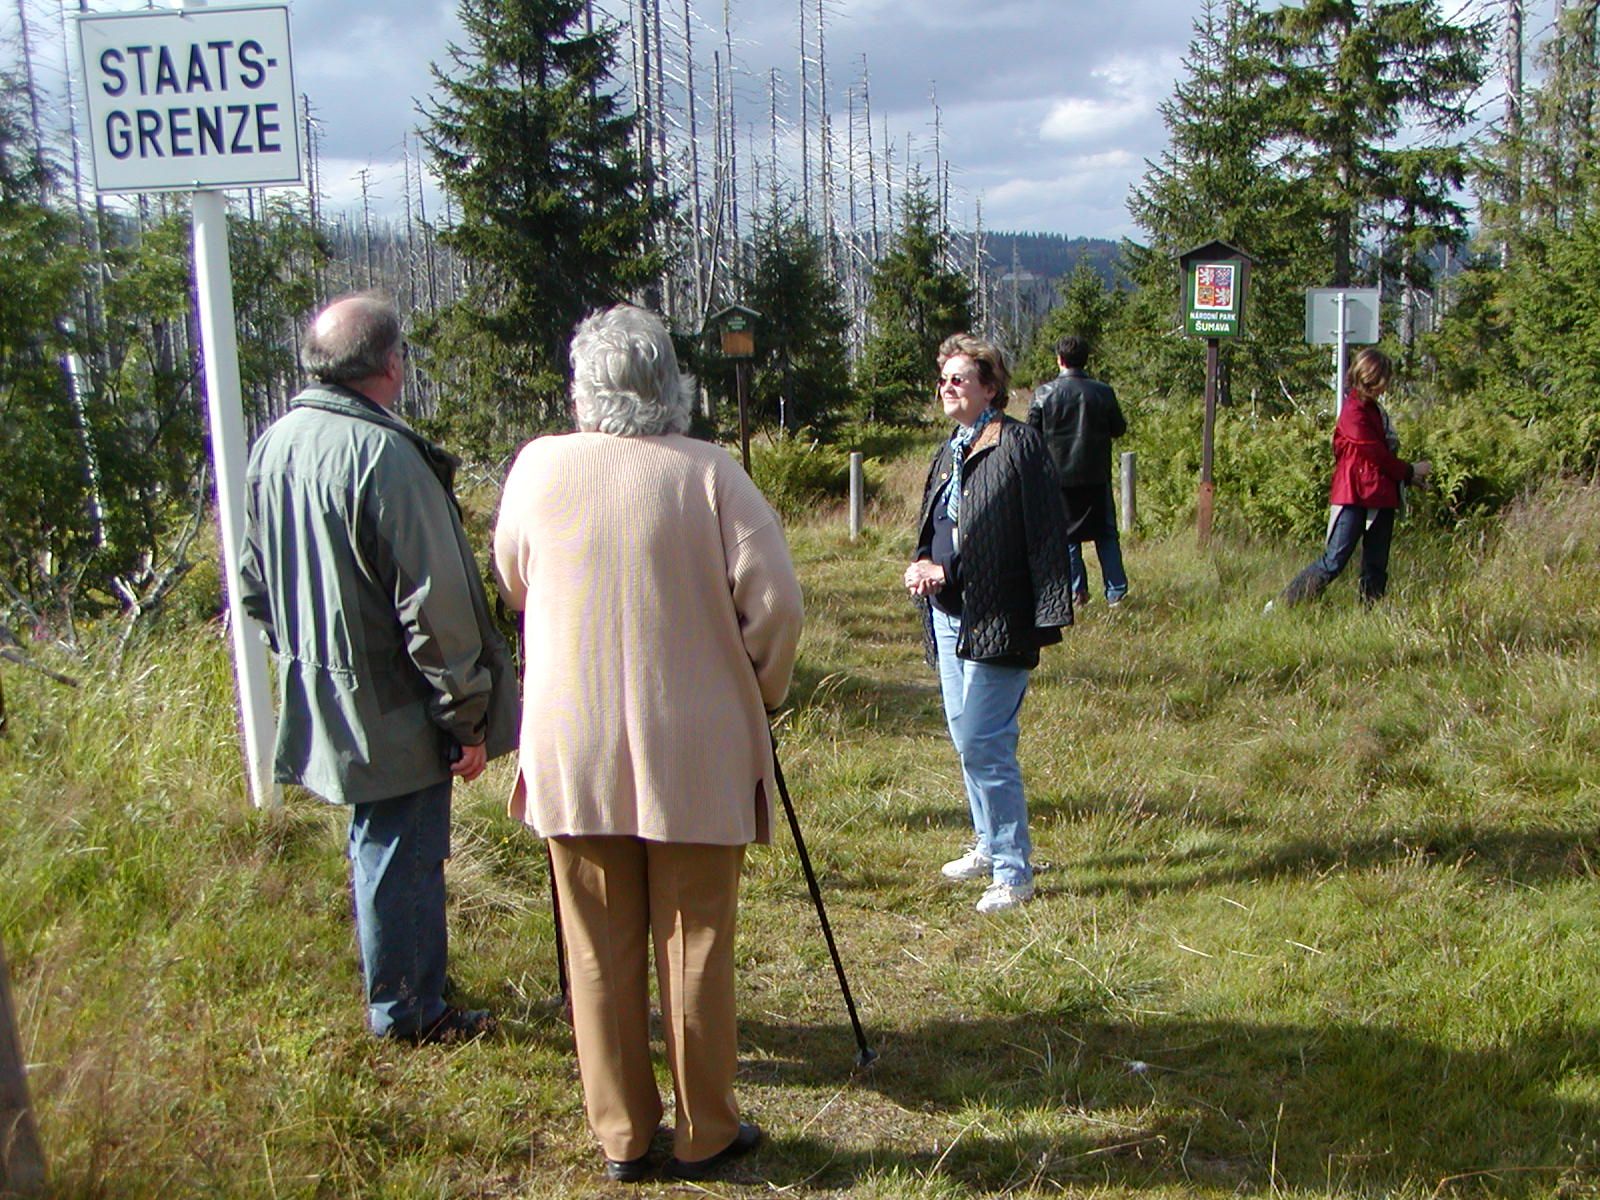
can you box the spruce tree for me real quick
[1250,0,1488,288]
[1121,0,1324,407]
[854,175,972,424]
[420,0,663,453]
[1505,0,1600,233]
[0,72,87,620]
[739,204,852,434]
[1016,260,1121,388]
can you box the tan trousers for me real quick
[548,836,745,1163]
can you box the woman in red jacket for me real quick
[1278,349,1431,606]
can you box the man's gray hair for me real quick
[303,292,403,385]
[570,304,693,437]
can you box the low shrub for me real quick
[748,429,853,518]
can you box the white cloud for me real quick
[1038,52,1178,146]
[1040,96,1141,141]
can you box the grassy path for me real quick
[1,483,1598,1197]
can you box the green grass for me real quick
[2,472,1599,1197]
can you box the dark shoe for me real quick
[604,1153,651,1183]
[667,1122,762,1180]
[1072,591,1090,608]
[405,1005,497,1045]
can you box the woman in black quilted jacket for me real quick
[903,333,1074,914]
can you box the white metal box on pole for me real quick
[1305,287,1381,417]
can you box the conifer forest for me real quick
[2,0,1598,645]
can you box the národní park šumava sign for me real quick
[1185,260,1243,338]
[76,5,302,193]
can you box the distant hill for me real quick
[981,232,1122,285]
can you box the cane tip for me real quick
[855,1046,879,1069]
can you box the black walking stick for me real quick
[511,609,571,1015]
[771,734,878,1068]
[547,842,570,1012]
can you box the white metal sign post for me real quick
[1305,287,1381,417]
[77,1,301,808]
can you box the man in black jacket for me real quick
[1027,335,1129,606]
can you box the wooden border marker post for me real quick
[1178,240,1254,544]
[706,304,760,472]
[75,0,304,808]
[0,940,44,1194]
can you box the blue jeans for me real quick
[348,780,452,1038]
[1068,487,1128,602]
[1284,505,1395,605]
[931,607,1033,888]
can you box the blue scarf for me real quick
[944,406,998,526]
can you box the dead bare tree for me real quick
[1502,0,1523,266]
[682,0,706,321]
[815,0,836,279]
[862,56,880,261]
[723,0,740,260]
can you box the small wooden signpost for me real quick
[1178,240,1254,543]
[706,304,760,472]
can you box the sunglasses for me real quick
[938,373,972,387]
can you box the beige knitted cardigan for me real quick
[492,432,803,845]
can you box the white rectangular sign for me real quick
[76,5,302,193]
[1304,287,1381,345]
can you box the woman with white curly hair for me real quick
[492,303,803,1183]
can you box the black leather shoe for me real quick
[666,1122,762,1180]
[603,1153,651,1183]
[404,1006,497,1046]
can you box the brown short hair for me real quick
[937,332,1011,409]
[1346,348,1393,399]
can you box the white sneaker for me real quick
[975,881,1035,914]
[940,847,994,882]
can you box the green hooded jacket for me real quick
[240,383,519,803]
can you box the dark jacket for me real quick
[240,383,520,804]
[1027,368,1127,486]
[913,415,1074,669]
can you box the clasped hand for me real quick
[904,559,946,597]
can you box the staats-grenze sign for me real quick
[76,5,302,194]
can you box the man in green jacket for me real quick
[240,292,518,1044]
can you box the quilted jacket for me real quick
[913,415,1075,669]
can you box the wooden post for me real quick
[848,452,864,539]
[735,361,751,473]
[0,940,45,1194]
[1119,451,1136,535]
[1198,337,1219,544]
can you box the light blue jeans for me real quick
[348,780,453,1038]
[931,607,1034,888]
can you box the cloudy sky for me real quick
[10,0,1213,238]
[14,0,1516,238]
[288,0,1197,239]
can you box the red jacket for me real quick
[1328,391,1413,508]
